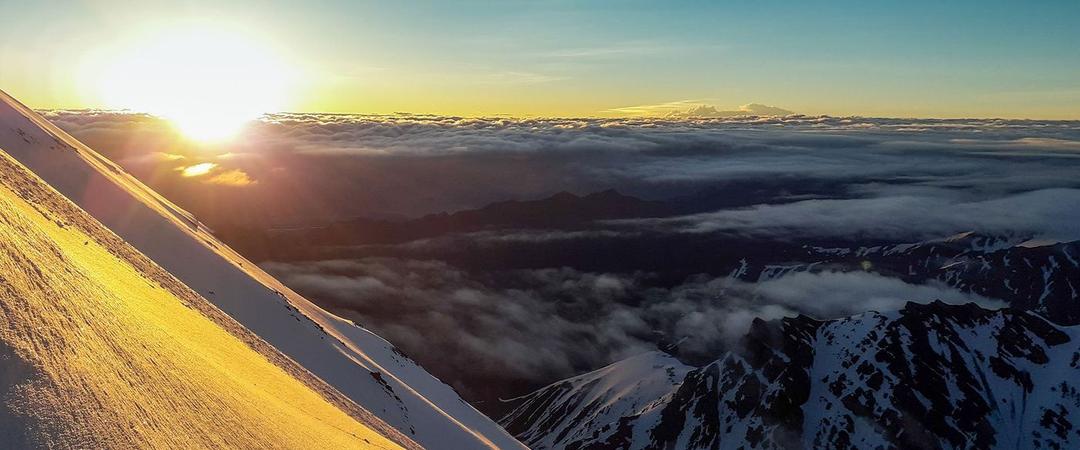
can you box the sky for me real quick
[2,0,1079,119]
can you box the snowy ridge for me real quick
[802,233,1080,325]
[501,352,692,449]
[504,302,1080,449]
[0,90,524,449]
[716,232,1080,325]
[0,137,411,448]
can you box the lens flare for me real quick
[180,162,217,177]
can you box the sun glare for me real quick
[96,25,294,142]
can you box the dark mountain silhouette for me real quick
[218,189,673,256]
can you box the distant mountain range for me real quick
[305,189,674,244]
[239,189,1079,329]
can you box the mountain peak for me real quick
[504,303,1080,449]
[547,191,580,201]
[584,188,625,199]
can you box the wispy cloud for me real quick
[535,40,726,61]
[614,188,1080,242]
[538,42,669,59]
[479,70,568,85]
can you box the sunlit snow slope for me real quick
[0,146,412,448]
[0,89,524,449]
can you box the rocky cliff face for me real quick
[504,302,1080,449]
[795,233,1080,325]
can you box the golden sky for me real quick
[2,1,1078,120]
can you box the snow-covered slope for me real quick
[0,142,412,448]
[503,302,1080,449]
[502,352,693,449]
[0,90,524,449]
[805,233,1080,324]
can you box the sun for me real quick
[96,25,295,142]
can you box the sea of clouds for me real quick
[46,110,1080,403]
[46,111,1080,222]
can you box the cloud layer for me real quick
[44,110,1080,229]
[616,188,1080,242]
[264,258,1001,404]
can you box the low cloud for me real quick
[264,258,1000,403]
[617,188,1080,242]
[173,162,256,186]
[206,169,257,186]
[751,271,1004,318]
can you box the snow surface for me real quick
[0,145,411,448]
[502,351,692,449]
[0,89,524,449]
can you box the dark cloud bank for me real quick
[48,110,1080,411]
